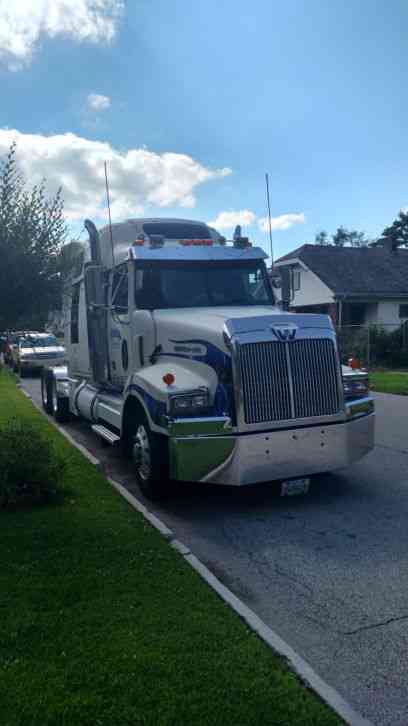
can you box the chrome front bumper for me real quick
[169,398,375,485]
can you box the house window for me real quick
[70,282,80,344]
[399,304,408,319]
[292,269,301,291]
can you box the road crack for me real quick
[344,614,408,635]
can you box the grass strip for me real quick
[0,370,341,726]
[370,370,408,395]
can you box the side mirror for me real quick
[280,267,292,311]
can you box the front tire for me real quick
[51,379,70,423]
[132,418,169,500]
[41,372,53,414]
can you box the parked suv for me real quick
[15,333,66,377]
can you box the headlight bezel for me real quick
[169,388,210,418]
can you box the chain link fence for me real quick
[336,323,408,369]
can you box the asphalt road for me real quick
[21,377,408,726]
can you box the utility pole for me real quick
[265,172,274,267]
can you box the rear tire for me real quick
[51,378,70,423]
[131,416,169,501]
[41,372,53,414]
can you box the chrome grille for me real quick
[239,338,340,424]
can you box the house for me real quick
[273,244,408,329]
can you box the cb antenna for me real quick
[104,160,115,266]
[265,172,273,267]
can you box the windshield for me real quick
[21,335,58,348]
[135,261,274,309]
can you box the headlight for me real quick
[169,389,210,417]
[343,376,369,399]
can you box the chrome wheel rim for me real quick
[52,381,58,414]
[41,378,47,406]
[133,425,151,482]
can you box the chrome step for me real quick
[91,424,120,445]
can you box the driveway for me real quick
[21,378,408,726]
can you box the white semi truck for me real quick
[42,217,375,499]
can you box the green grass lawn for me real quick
[370,370,408,395]
[0,370,341,726]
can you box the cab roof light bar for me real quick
[179,239,214,246]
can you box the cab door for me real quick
[108,263,131,389]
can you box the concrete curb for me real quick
[21,384,373,726]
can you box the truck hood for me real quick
[153,306,334,360]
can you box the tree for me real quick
[378,210,408,249]
[57,240,85,285]
[314,230,329,245]
[314,226,369,247]
[0,143,67,330]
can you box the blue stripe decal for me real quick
[166,338,230,372]
[127,383,167,425]
[127,339,235,422]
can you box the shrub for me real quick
[0,419,65,508]
[337,323,408,368]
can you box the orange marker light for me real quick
[348,356,360,370]
[163,373,175,386]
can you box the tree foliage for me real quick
[314,226,369,247]
[0,143,67,330]
[378,210,408,249]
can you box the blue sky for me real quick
[0,0,407,258]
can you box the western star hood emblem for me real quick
[270,325,297,341]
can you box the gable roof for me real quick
[275,244,408,298]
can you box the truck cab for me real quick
[43,217,375,499]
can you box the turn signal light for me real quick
[163,373,175,386]
[348,356,360,370]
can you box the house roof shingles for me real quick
[275,244,408,298]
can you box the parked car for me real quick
[15,333,66,377]
[4,331,33,367]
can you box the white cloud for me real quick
[0,0,124,70]
[208,210,305,234]
[0,129,231,221]
[207,209,256,230]
[258,212,305,232]
[87,93,111,111]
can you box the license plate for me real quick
[280,478,310,497]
